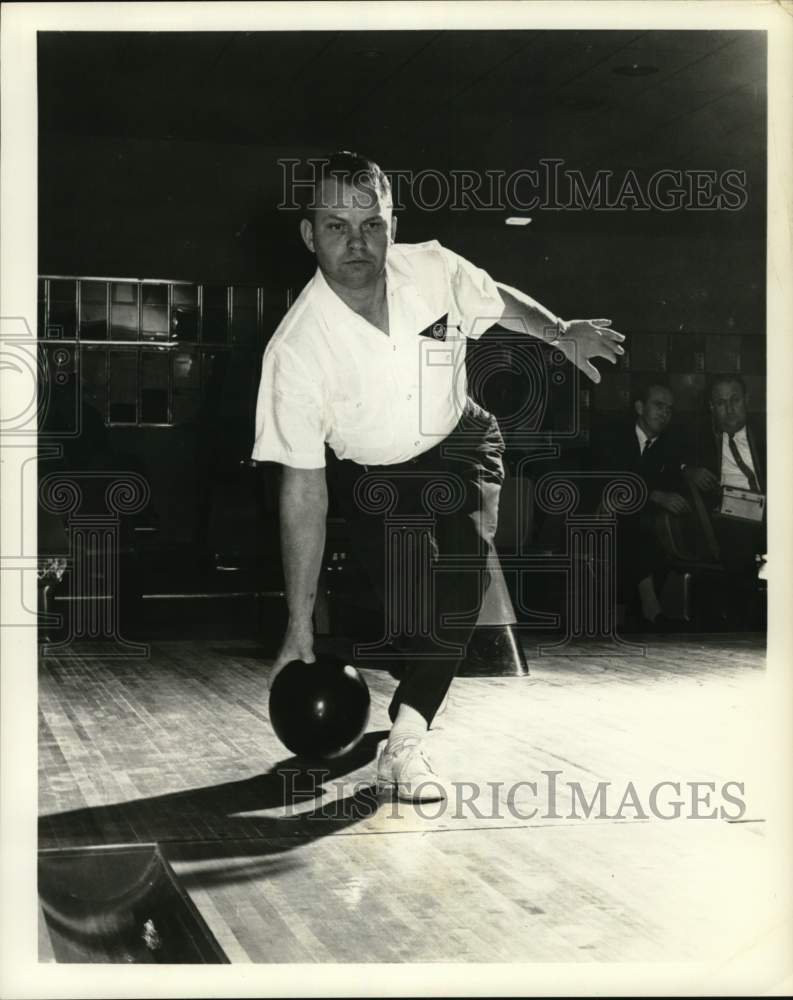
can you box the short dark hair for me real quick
[632,379,672,407]
[708,373,747,401]
[302,150,392,220]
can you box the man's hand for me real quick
[650,490,691,515]
[683,466,720,493]
[556,318,625,384]
[269,620,316,685]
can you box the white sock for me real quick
[384,704,428,756]
[638,575,662,621]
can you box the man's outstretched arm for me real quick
[496,283,625,384]
[271,465,328,674]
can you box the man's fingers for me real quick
[591,340,625,361]
[591,322,626,345]
[591,319,628,346]
[583,360,601,383]
[593,341,621,362]
[569,319,624,338]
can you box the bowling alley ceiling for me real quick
[37,29,766,231]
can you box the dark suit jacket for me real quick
[684,417,766,494]
[591,419,685,511]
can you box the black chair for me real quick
[655,481,731,626]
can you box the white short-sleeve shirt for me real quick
[251,240,505,468]
[720,426,757,490]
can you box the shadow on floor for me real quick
[40,730,389,872]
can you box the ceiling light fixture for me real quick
[612,64,660,77]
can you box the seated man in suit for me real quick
[681,374,766,620]
[592,382,689,628]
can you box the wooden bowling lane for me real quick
[39,634,767,962]
[164,810,765,963]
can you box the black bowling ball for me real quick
[268,657,370,759]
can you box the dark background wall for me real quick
[39,131,765,339]
[37,30,766,557]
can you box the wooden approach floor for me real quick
[38,633,769,964]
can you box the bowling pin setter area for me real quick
[38,634,767,964]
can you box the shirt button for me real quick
[406,394,412,400]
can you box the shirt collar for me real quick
[310,267,361,332]
[383,245,414,293]
[635,423,655,450]
[723,425,748,443]
[309,246,414,331]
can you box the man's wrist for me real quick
[548,317,567,346]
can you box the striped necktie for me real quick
[727,433,759,492]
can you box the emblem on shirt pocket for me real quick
[420,314,449,341]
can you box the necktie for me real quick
[727,433,759,491]
[641,437,655,454]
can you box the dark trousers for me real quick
[616,507,668,604]
[326,399,505,726]
[711,510,765,620]
[711,513,765,576]
[678,489,766,626]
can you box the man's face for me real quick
[636,386,674,437]
[299,179,395,292]
[710,380,747,434]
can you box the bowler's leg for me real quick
[388,474,502,726]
